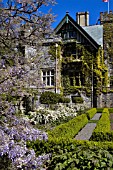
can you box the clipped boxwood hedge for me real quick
[96,108,103,113]
[27,138,113,157]
[109,108,113,113]
[90,108,111,141]
[86,108,97,120]
[27,139,113,169]
[48,114,88,140]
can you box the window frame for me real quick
[42,69,54,87]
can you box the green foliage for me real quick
[40,91,61,104]
[22,95,32,114]
[90,108,112,141]
[49,44,61,60]
[0,155,17,170]
[27,138,113,156]
[48,114,88,140]
[40,91,70,104]
[61,43,94,95]
[96,108,103,113]
[27,139,113,169]
[109,108,113,113]
[72,96,83,104]
[47,147,113,169]
[86,108,97,120]
[59,96,70,103]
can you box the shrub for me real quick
[48,114,88,140]
[90,108,111,141]
[47,147,113,169]
[72,96,83,104]
[86,108,97,120]
[59,96,70,103]
[109,108,113,113]
[40,91,61,104]
[96,108,103,113]
[40,91,70,104]
[22,95,32,114]
[28,138,113,157]
[28,139,113,170]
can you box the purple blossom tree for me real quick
[0,0,56,169]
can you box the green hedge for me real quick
[40,91,70,104]
[90,108,111,141]
[27,138,113,156]
[96,108,103,113]
[48,114,88,140]
[86,108,97,120]
[47,147,113,169]
[27,139,113,169]
[59,96,70,103]
[108,108,113,113]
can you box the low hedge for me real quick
[90,108,111,141]
[27,138,113,156]
[96,108,103,113]
[27,139,113,169]
[109,108,113,113]
[86,108,97,120]
[48,114,88,140]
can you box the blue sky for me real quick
[2,0,113,28]
[50,0,113,28]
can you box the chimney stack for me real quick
[76,11,89,26]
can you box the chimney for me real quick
[76,11,89,26]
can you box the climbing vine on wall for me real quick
[102,12,113,93]
[62,43,107,96]
[49,44,61,60]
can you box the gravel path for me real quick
[91,113,102,120]
[75,123,97,140]
[75,113,102,140]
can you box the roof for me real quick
[54,13,101,50]
[83,25,103,47]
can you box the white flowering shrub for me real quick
[28,103,88,125]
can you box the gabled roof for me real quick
[83,25,103,47]
[54,13,101,50]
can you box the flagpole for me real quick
[108,0,109,14]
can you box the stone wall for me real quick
[25,42,62,94]
[97,93,113,108]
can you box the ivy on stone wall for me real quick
[62,43,100,96]
[102,12,113,93]
[49,44,61,60]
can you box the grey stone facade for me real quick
[25,11,113,108]
[25,39,62,95]
[97,93,113,108]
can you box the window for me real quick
[42,70,54,86]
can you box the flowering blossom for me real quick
[27,103,88,125]
[0,105,49,169]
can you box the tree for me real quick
[0,0,56,169]
[0,0,56,52]
[0,0,56,110]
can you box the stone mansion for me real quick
[26,11,113,108]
